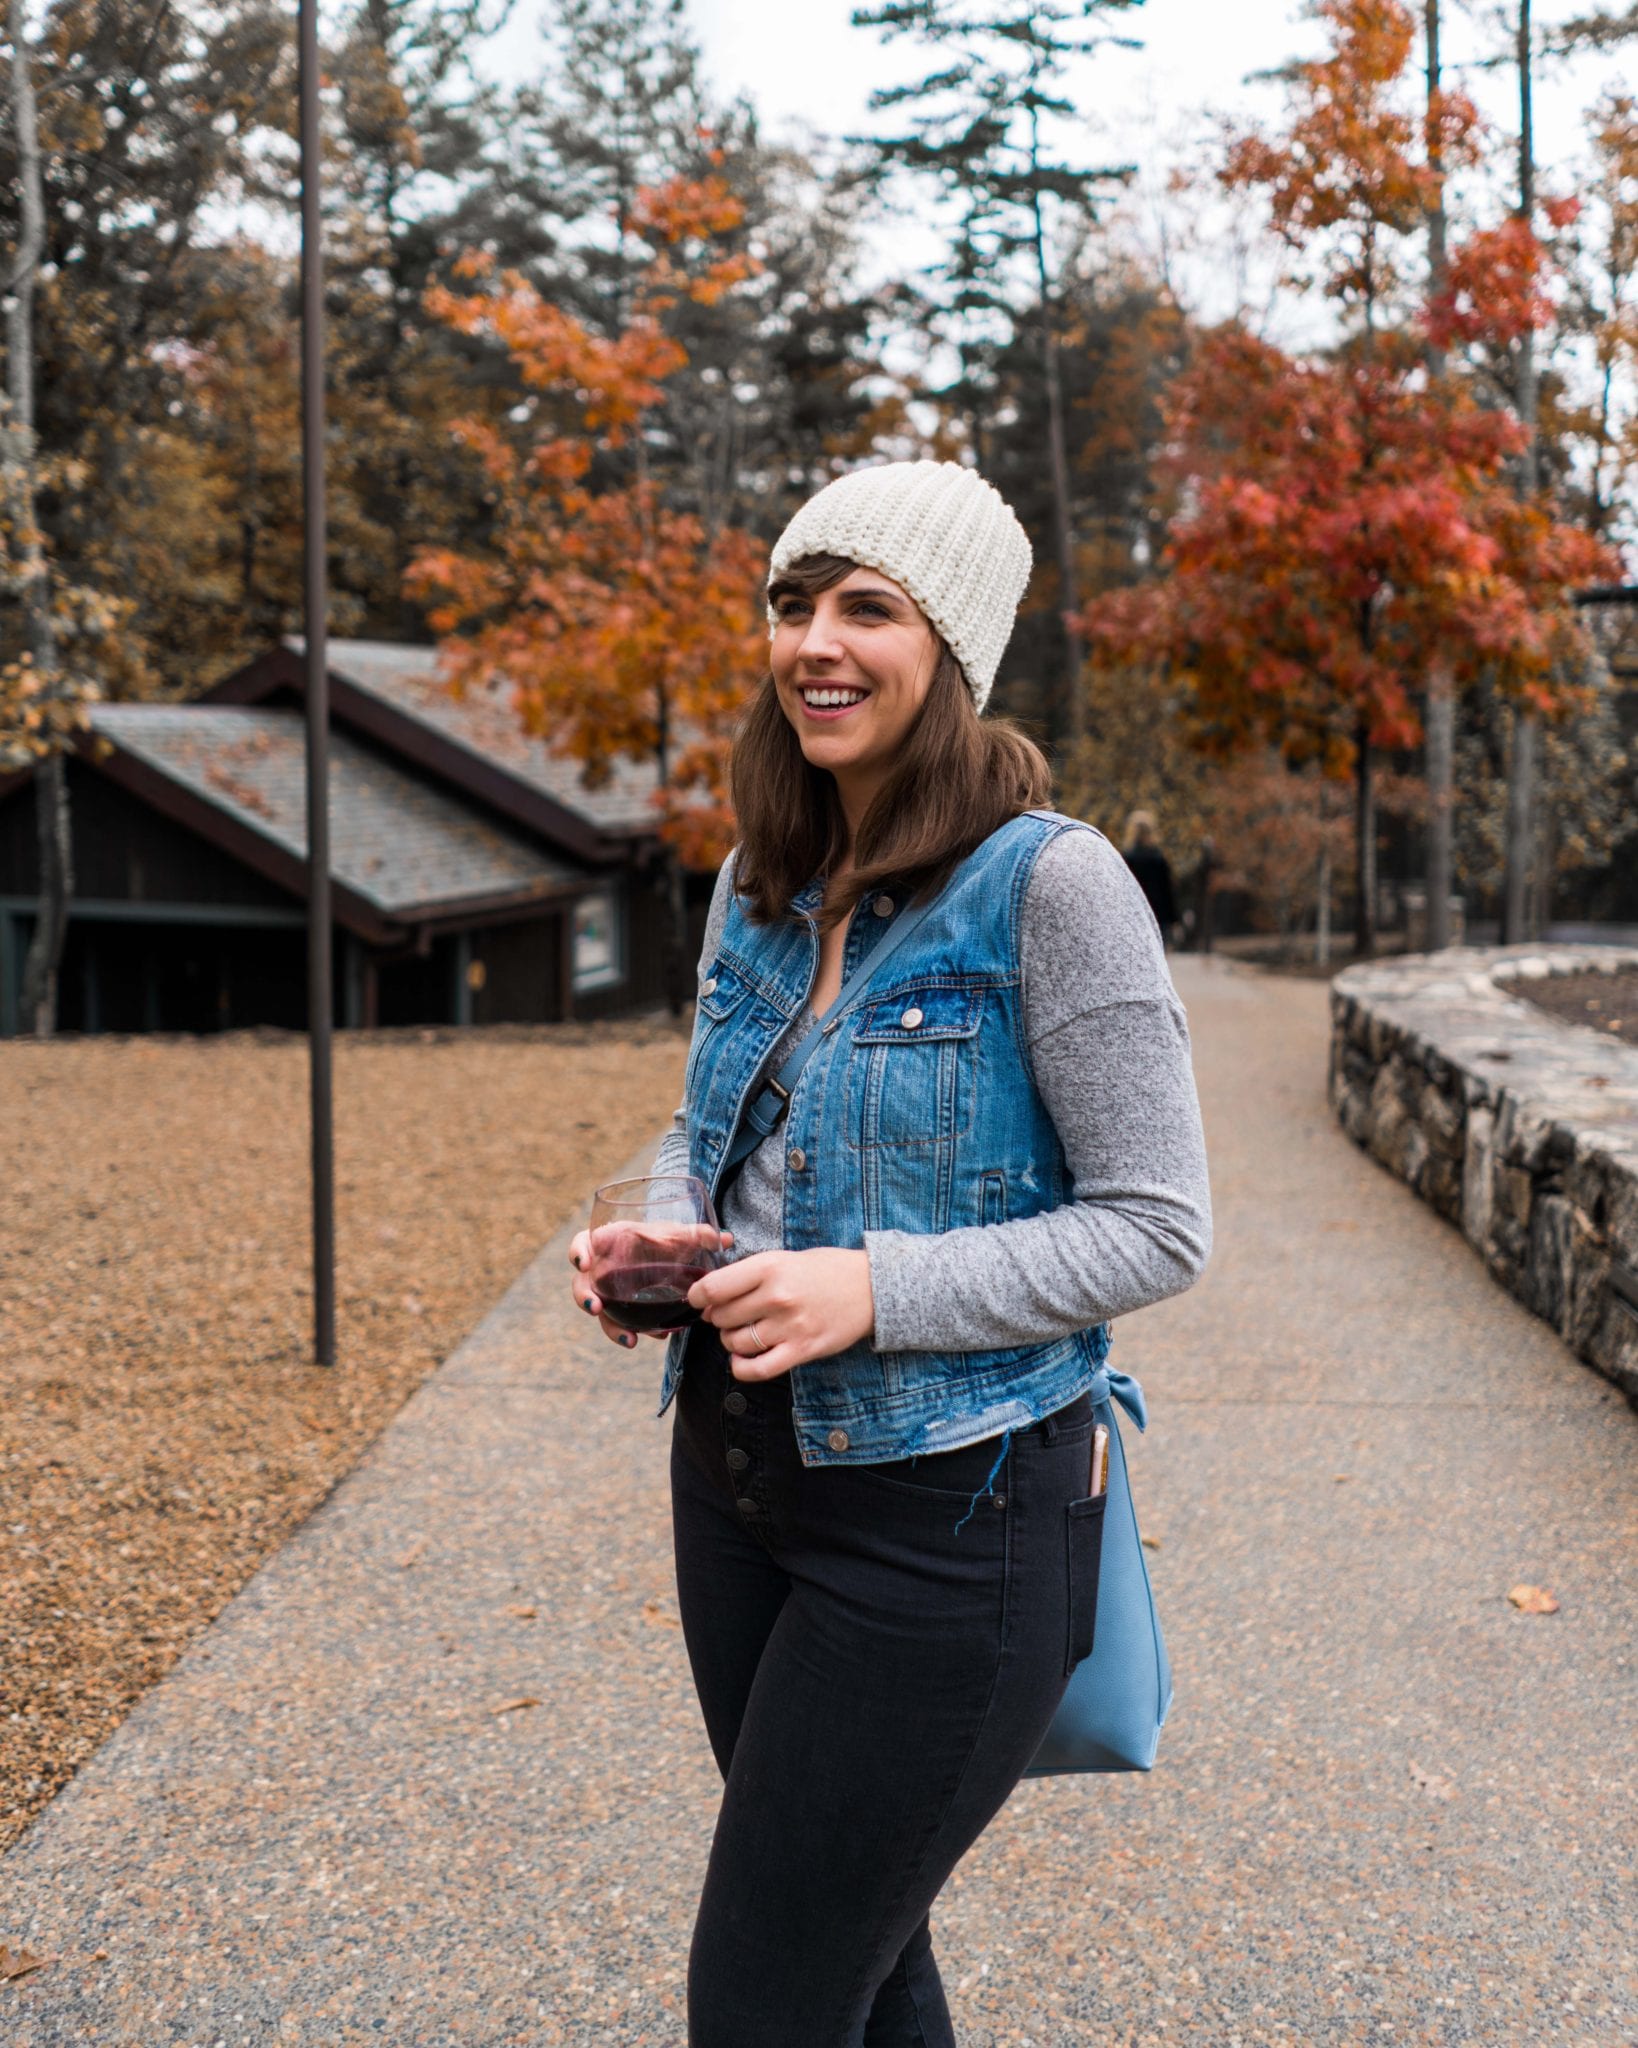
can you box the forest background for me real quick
[3,0,1637,992]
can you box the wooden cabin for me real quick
[0,640,704,1037]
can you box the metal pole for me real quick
[299,0,335,1367]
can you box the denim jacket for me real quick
[657,808,1114,1465]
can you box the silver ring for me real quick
[747,1321,768,1355]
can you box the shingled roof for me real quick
[297,638,661,836]
[90,704,587,926]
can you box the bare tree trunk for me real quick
[1039,311,1083,747]
[1503,704,1536,939]
[1424,0,1456,953]
[1028,111,1084,751]
[1502,0,1539,945]
[6,0,71,1034]
[1316,839,1332,969]
[1425,669,1456,950]
[1530,779,1556,936]
[1354,711,1377,959]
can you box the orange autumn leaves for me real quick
[406,170,765,866]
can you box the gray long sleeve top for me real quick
[653,825,1212,1353]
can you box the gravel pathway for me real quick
[3,957,1634,2046]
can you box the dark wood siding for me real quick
[0,762,297,910]
[472,915,563,1024]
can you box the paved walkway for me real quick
[4,957,1634,2047]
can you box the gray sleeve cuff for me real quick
[862,1229,926,1355]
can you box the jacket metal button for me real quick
[726,1447,749,1472]
[827,1428,849,1452]
[723,1390,748,1415]
[737,1495,761,1516]
[900,1006,924,1030]
[787,1146,806,1171]
[700,976,718,997]
[873,894,894,917]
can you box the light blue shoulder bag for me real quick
[1023,1358,1173,1776]
[720,878,1174,1779]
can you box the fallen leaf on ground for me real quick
[1408,1760,1455,1800]
[0,1942,52,1982]
[1140,1535,1161,1551]
[643,1598,681,1628]
[504,1604,537,1620]
[395,1539,428,1570]
[1508,1583,1560,1614]
[490,1696,540,1716]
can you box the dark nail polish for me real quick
[621,1333,637,1348]
[582,1298,596,1312]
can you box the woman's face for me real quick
[769,565,939,801]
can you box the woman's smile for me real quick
[797,682,872,719]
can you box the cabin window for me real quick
[572,886,623,992]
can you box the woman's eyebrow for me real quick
[840,585,905,605]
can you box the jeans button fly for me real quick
[723,1389,748,1416]
[726,1447,749,1472]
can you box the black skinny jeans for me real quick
[671,1326,1098,2047]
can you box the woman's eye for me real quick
[850,602,888,619]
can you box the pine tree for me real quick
[853,0,1143,747]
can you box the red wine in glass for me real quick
[588,1175,725,1338]
[597,1261,711,1332]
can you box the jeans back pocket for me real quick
[1065,1494,1109,1674]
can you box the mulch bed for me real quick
[1,1019,687,1856]
[1513,968,1638,1048]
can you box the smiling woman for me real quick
[565,458,1212,2047]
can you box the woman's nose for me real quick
[798,613,845,661]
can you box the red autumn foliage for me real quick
[1085,0,1617,820]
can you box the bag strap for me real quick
[717,882,951,1185]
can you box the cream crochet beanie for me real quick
[766,460,1032,715]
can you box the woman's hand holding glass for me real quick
[569,1176,733,1347]
[686,1247,875,1381]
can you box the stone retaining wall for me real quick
[1329,946,1638,1404]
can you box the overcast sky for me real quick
[486,0,1630,333]
[497,0,1623,189]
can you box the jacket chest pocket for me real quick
[847,984,985,1151]
[684,960,756,1105]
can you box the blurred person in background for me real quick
[1122,810,1178,949]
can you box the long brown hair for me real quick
[730,552,1053,928]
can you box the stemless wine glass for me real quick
[587,1174,726,1336]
